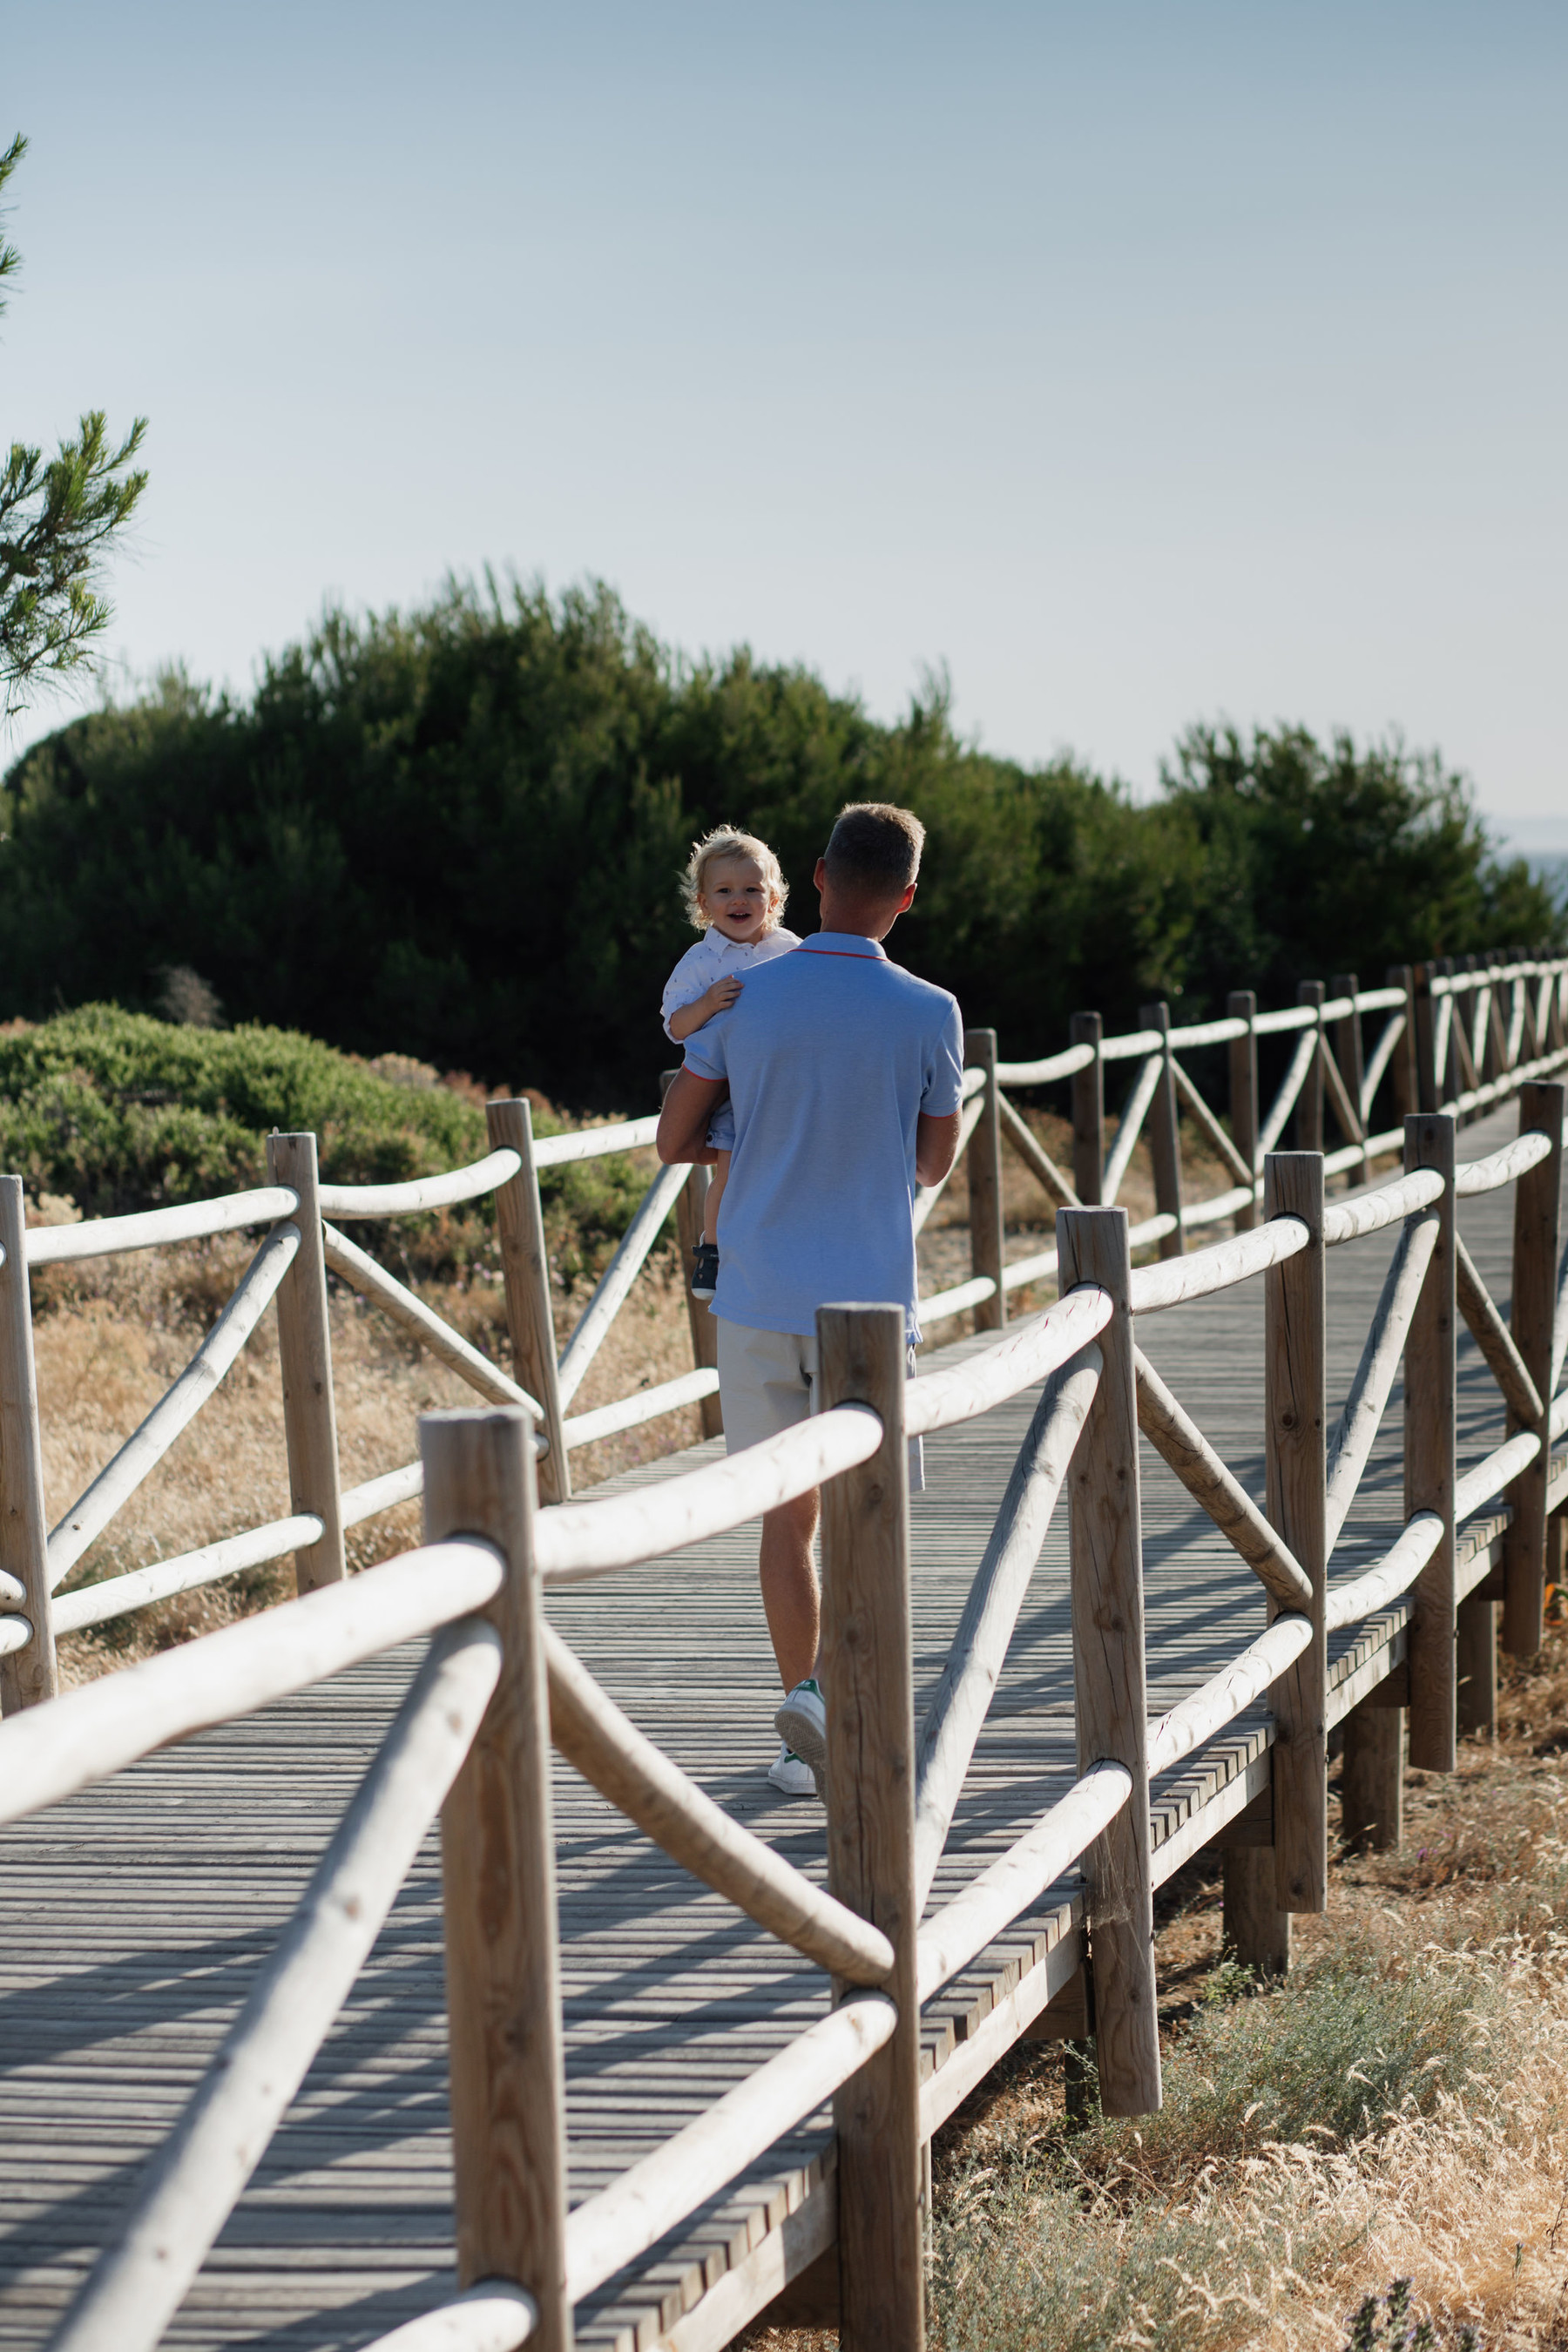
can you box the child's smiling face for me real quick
[700,855,774,942]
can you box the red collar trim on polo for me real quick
[796,932,887,960]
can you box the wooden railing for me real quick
[0,946,1565,2349]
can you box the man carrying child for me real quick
[656,801,963,1797]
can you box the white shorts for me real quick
[715,1319,924,1495]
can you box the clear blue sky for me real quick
[5,2,1565,832]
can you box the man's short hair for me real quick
[822,802,925,900]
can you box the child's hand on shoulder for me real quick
[701,974,743,1021]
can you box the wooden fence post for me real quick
[965,1028,1006,1334]
[1330,974,1369,1186]
[0,1177,57,1713]
[1056,1206,1161,2114]
[816,1302,923,2352]
[265,1133,346,1592]
[1387,965,1417,1128]
[1413,965,1439,1115]
[661,1075,722,1441]
[1221,1849,1290,1977]
[1071,1012,1105,1206]
[487,1099,571,1504]
[425,1407,571,2349]
[1227,990,1260,1233]
[1502,1081,1565,1658]
[1341,1704,1406,1848]
[1455,1597,1497,1740]
[1294,983,1325,1153]
[1406,1114,1457,1772]
[1264,1152,1328,1911]
[1139,1002,1185,1262]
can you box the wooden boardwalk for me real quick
[0,1103,1561,2352]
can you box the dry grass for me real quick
[37,1157,710,1681]
[741,1632,1568,2352]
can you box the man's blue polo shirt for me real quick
[681,931,964,1340]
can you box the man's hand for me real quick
[658,1066,725,1164]
[916,1109,963,1188]
[667,974,743,1043]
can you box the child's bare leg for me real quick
[703,1153,730,1246]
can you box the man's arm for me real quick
[916,1109,963,1187]
[657,1066,724,1164]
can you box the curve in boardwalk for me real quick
[0,953,1565,2350]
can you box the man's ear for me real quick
[899,881,917,913]
[814,856,828,891]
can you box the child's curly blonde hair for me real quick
[679,828,789,932]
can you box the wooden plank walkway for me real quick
[0,1104,1561,2350]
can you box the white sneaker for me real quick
[774,1680,827,1776]
[767,1743,818,1798]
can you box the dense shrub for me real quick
[0,1004,648,1281]
[1,579,1558,1105]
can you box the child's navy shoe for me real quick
[692,1241,719,1301]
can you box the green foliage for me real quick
[1071,1943,1498,2179]
[1161,724,1554,1014]
[0,1004,649,1282]
[0,579,1558,1104]
[1,135,148,713]
[1346,2280,1480,2352]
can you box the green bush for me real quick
[0,1004,650,1282]
[2,579,1557,1105]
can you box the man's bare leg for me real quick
[759,1486,820,1693]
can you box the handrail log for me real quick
[321,1222,543,1416]
[559,1365,721,1452]
[556,1161,691,1409]
[0,1536,504,1825]
[917,1273,998,1327]
[1127,1215,1309,1315]
[0,1568,24,1608]
[1324,1511,1445,1635]
[543,1620,896,1984]
[1454,1428,1540,1525]
[1102,1054,1162,1206]
[903,1286,1113,1436]
[993,1041,1097,1086]
[1255,1029,1319,1164]
[46,1220,302,1592]
[1553,1235,1568,1400]
[1145,1612,1313,1780]
[532,1115,662,1168]
[24,1186,301,1267]
[914,1760,1132,2005]
[1169,1056,1255,1188]
[1454,1129,1554,1197]
[1360,1010,1408,1123]
[47,1619,501,2352]
[1321,1167,1444,1243]
[52,1511,327,1635]
[1132,1348,1314,1611]
[1455,1233,1545,1426]
[913,1352,1103,1908]
[0,1615,32,1656]
[533,1405,883,1584]
[563,1994,897,2306]
[341,1461,425,1524]
[316,1149,524,1220]
[1324,1211,1442,1552]
[996,1089,1079,1206]
[359,2285,537,2352]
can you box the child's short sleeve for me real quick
[661,943,711,1042]
[921,1001,965,1118]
